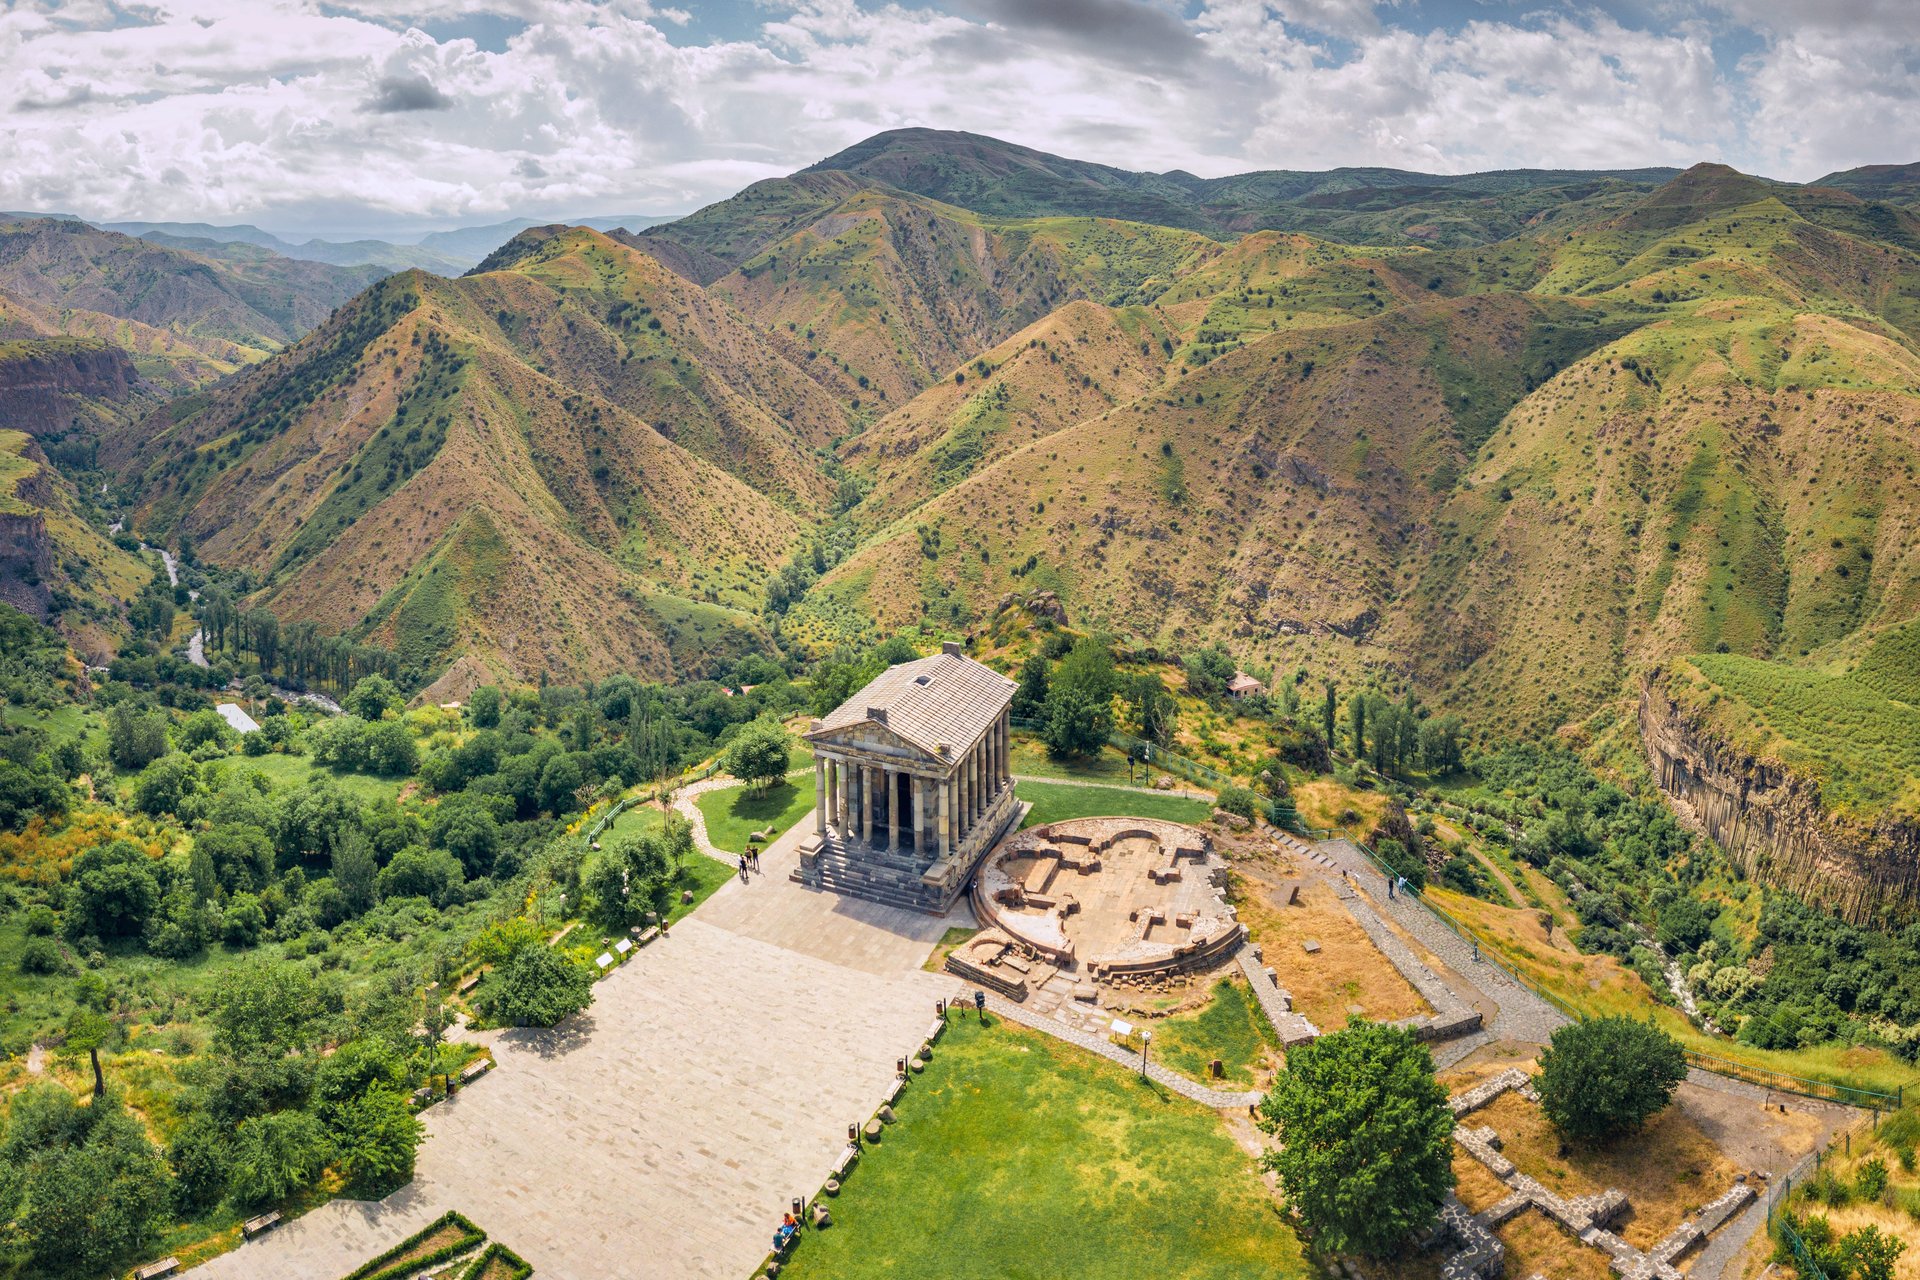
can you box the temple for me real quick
[794,641,1022,913]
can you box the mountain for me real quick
[114,227,856,692]
[1814,163,1920,207]
[106,221,470,275]
[414,214,678,264]
[82,133,1920,752]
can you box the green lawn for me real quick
[1015,781,1213,829]
[600,801,666,845]
[1008,733,1144,785]
[777,1014,1313,1280]
[208,752,404,804]
[696,775,817,854]
[667,854,736,926]
[1145,977,1280,1089]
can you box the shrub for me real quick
[18,935,68,975]
[1214,786,1258,820]
[1858,1157,1890,1202]
[341,1210,486,1280]
[459,1242,533,1280]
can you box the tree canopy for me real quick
[1258,1020,1454,1257]
[1535,1017,1687,1145]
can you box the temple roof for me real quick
[808,647,1015,764]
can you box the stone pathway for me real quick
[668,767,812,865]
[1316,838,1569,1047]
[189,820,956,1280]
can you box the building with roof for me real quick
[795,641,1023,913]
[1226,671,1266,699]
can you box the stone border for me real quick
[1236,945,1319,1046]
[1430,1068,1756,1280]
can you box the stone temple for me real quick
[794,642,1022,913]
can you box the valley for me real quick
[2,127,1920,1280]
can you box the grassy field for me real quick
[1665,654,1920,820]
[1014,780,1212,829]
[776,1014,1315,1280]
[599,801,666,845]
[207,752,406,804]
[695,775,818,854]
[1007,734,1144,785]
[665,855,736,927]
[1141,977,1279,1089]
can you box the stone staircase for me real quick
[793,839,949,913]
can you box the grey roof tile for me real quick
[808,652,1015,763]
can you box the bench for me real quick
[461,1058,492,1083]
[133,1261,179,1280]
[832,1144,859,1177]
[637,926,659,945]
[926,1018,945,1043]
[243,1211,281,1239]
[884,1078,903,1106]
[456,973,480,995]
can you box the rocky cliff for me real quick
[1640,670,1920,924]
[0,339,139,434]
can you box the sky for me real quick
[0,0,1915,241]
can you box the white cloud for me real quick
[0,0,1907,237]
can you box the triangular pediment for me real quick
[806,718,945,765]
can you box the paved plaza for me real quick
[192,823,959,1280]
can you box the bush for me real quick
[1859,1157,1891,1202]
[1215,786,1258,820]
[459,1242,533,1280]
[342,1210,485,1280]
[475,944,594,1028]
[18,935,68,975]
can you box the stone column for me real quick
[937,772,950,858]
[911,776,924,858]
[973,742,984,819]
[959,758,971,839]
[859,764,872,845]
[814,758,827,835]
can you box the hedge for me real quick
[458,1242,534,1280]
[340,1210,485,1280]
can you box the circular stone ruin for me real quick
[954,817,1245,1002]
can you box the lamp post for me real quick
[1140,1030,1152,1077]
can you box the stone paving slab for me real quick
[190,899,955,1280]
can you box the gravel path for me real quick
[1316,838,1570,1047]
[666,767,813,866]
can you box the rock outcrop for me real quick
[0,340,138,434]
[1640,670,1920,924]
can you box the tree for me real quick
[1322,682,1337,753]
[1011,652,1050,719]
[178,709,236,753]
[1041,636,1115,759]
[106,704,169,771]
[221,892,267,947]
[1348,693,1367,759]
[332,1087,423,1197]
[1124,672,1178,747]
[68,840,161,939]
[344,674,401,720]
[132,752,204,818]
[468,685,502,728]
[1258,1020,1454,1257]
[362,720,419,776]
[723,717,791,794]
[430,793,503,877]
[585,830,674,930]
[228,1110,331,1207]
[1418,714,1465,774]
[1535,1017,1686,1145]
[375,845,465,907]
[331,828,379,918]
[7,1091,172,1277]
[1841,1224,1907,1280]
[1183,644,1236,701]
[66,1008,110,1097]
[210,961,319,1059]
[476,944,594,1028]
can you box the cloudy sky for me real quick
[1,0,1914,240]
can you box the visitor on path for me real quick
[738,855,748,882]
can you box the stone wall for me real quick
[1640,671,1920,924]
